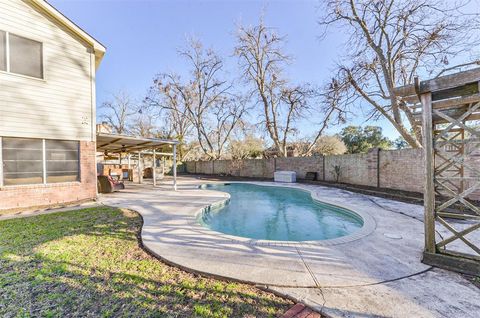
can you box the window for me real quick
[2,138,43,186]
[0,30,43,79]
[0,31,5,71]
[0,137,80,186]
[46,140,79,183]
[9,34,43,79]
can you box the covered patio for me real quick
[96,133,179,190]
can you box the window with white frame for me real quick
[0,30,43,79]
[0,31,6,72]
[0,137,79,186]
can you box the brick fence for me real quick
[185,147,480,199]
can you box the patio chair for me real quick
[97,175,125,193]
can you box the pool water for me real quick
[198,183,363,241]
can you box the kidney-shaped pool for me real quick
[197,183,364,242]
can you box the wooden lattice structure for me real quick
[395,68,480,276]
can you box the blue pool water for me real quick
[198,183,363,241]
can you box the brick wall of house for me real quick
[0,141,97,211]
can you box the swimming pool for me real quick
[198,183,364,242]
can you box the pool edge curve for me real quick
[194,181,376,247]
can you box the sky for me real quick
[48,0,479,141]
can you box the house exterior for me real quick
[0,0,106,210]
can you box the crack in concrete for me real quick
[294,246,327,313]
[367,197,446,241]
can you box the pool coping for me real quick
[191,181,376,247]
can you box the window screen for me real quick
[2,138,43,185]
[45,140,79,183]
[9,34,43,78]
[0,31,5,71]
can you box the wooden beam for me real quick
[432,94,480,110]
[394,84,417,97]
[422,252,480,276]
[436,219,480,253]
[394,67,480,96]
[422,92,436,254]
[437,212,480,221]
[400,94,420,104]
[431,113,480,125]
[98,138,122,149]
[109,141,153,153]
[432,83,479,102]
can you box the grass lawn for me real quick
[0,206,292,317]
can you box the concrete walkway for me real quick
[99,176,480,318]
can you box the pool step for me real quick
[281,303,321,318]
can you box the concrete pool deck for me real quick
[99,176,480,318]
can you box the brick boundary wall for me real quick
[0,141,97,211]
[185,148,420,190]
[185,147,480,200]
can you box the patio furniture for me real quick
[274,171,296,183]
[122,169,133,181]
[109,172,120,181]
[97,175,125,193]
[144,167,153,179]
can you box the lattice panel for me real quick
[432,101,480,258]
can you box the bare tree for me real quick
[148,39,247,159]
[235,21,341,157]
[101,91,137,134]
[319,0,480,148]
[145,75,194,160]
[130,113,155,138]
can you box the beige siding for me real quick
[0,0,95,141]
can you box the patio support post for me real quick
[153,149,156,187]
[138,151,143,184]
[173,144,177,191]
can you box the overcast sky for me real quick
[49,0,480,140]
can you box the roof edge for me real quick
[97,132,180,145]
[28,0,106,68]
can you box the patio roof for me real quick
[96,133,178,153]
